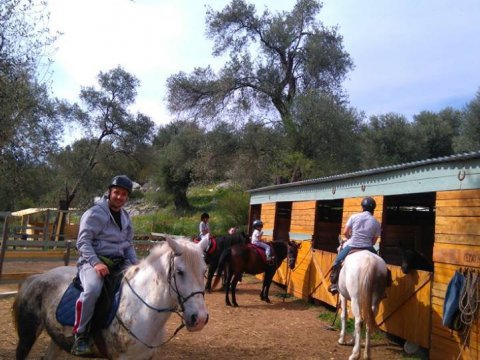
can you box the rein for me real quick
[116,251,205,349]
[124,276,177,313]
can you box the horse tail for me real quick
[359,255,378,331]
[12,292,20,332]
[212,247,232,289]
[11,282,41,360]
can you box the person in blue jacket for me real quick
[71,175,138,356]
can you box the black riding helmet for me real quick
[109,175,133,194]
[252,220,263,229]
[361,196,376,212]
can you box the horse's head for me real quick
[166,237,209,331]
[399,247,414,274]
[399,246,433,274]
[287,241,301,270]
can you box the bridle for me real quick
[167,251,206,312]
[115,251,205,349]
[287,242,299,269]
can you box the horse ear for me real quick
[198,236,209,252]
[166,237,181,255]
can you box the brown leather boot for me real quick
[328,264,341,294]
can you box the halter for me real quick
[168,251,206,312]
[115,251,205,349]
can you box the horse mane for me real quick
[124,237,204,280]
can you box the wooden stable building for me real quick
[248,151,480,360]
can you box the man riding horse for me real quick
[72,175,139,356]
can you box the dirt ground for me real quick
[0,273,412,360]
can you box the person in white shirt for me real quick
[199,212,210,242]
[328,197,381,294]
[251,220,273,261]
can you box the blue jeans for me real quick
[333,245,377,267]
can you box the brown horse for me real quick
[213,240,300,307]
[204,232,249,292]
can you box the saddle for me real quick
[337,248,392,288]
[345,247,370,257]
[56,261,124,331]
[248,243,274,265]
[194,236,217,255]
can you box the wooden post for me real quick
[44,209,50,242]
[64,240,72,266]
[0,214,10,278]
[54,211,64,242]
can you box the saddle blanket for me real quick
[55,277,121,328]
[248,243,268,263]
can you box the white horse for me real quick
[337,250,388,360]
[12,237,209,360]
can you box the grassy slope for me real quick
[131,184,250,238]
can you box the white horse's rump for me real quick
[13,237,209,360]
[338,250,388,360]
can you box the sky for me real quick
[46,0,480,137]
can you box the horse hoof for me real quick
[338,338,354,346]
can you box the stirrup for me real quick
[71,333,93,356]
[328,284,338,295]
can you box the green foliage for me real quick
[167,0,353,145]
[227,121,288,188]
[152,121,204,210]
[2,0,480,215]
[413,109,461,158]
[54,66,155,208]
[359,113,423,168]
[132,184,250,236]
[133,210,199,237]
[0,0,62,211]
[454,89,480,152]
[292,91,363,176]
[214,188,250,233]
[317,311,385,340]
[193,121,240,183]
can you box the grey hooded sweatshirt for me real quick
[76,196,138,267]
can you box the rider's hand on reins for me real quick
[94,263,110,277]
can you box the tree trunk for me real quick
[173,190,190,211]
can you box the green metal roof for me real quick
[249,151,480,204]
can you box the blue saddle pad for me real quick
[56,278,122,328]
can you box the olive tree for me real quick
[167,0,353,151]
[0,0,61,210]
[57,66,155,209]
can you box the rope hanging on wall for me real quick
[458,268,479,329]
[454,267,480,360]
